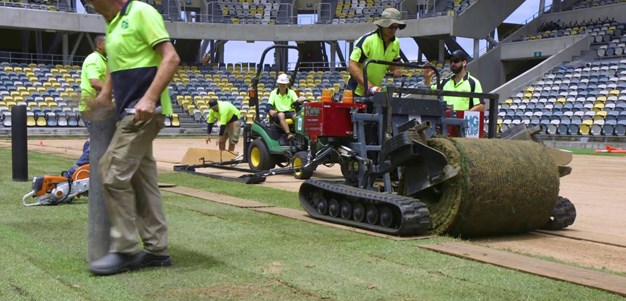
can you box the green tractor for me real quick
[244,45,313,179]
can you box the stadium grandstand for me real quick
[0,0,625,145]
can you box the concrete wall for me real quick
[453,0,525,39]
[0,7,454,41]
[467,45,502,94]
[500,35,585,60]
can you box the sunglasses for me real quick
[451,59,464,63]
[388,25,400,30]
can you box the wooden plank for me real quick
[162,186,270,208]
[164,186,433,240]
[254,207,433,241]
[420,242,626,297]
[534,230,626,248]
[180,148,238,165]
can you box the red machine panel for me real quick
[304,102,366,142]
[446,110,485,138]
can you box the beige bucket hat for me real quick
[373,8,406,30]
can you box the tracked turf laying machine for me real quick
[298,60,576,237]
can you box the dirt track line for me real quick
[420,242,626,297]
[534,230,626,248]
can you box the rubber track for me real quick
[541,196,576,230]
[299,179,432,236]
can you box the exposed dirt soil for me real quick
[9,138,626,275]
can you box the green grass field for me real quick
[0,146,621,301]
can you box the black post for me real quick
[87,116,116,262]
[11,105,28,182]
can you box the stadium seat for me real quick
[170,114,180,127]
[57,112,68,127]
[614,124,626,136]
[67,112,79,127]
[26,112,36,127]
[590,123,603,135]
[602,123,615,135]
[35,112,47,126]
[568,124,580,135]
[46,112,58,127]
[1,112,11,127]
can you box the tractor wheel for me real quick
[248,139,275,171]
[541,196,577,230]
[292,151,314,179]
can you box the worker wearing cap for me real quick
[268,73,299,140]
[87,0,180,276]
[348,7,405,97]
[206,99,241,152]
[423,50,485,111]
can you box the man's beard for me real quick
[451,65,463,74]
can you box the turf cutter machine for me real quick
[22,164,90,206]
[297,60,576,237]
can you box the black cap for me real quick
[209,99,218,108]
[449,50,469,61]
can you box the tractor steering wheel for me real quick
[292,100,305,113]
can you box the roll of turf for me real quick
[419,138,559,237]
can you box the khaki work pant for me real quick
[99,114,168,256]
[218,120,241,145]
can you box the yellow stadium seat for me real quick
[578,123,590,135]
[36,115,47,127]
[170,114,180,127]
[26,113,36,127]
[593,103,605,112]
[594,111,607,121]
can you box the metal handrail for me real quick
[0,51,86,65]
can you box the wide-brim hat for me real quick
[276,73,290,84]
[373,8,406,30]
